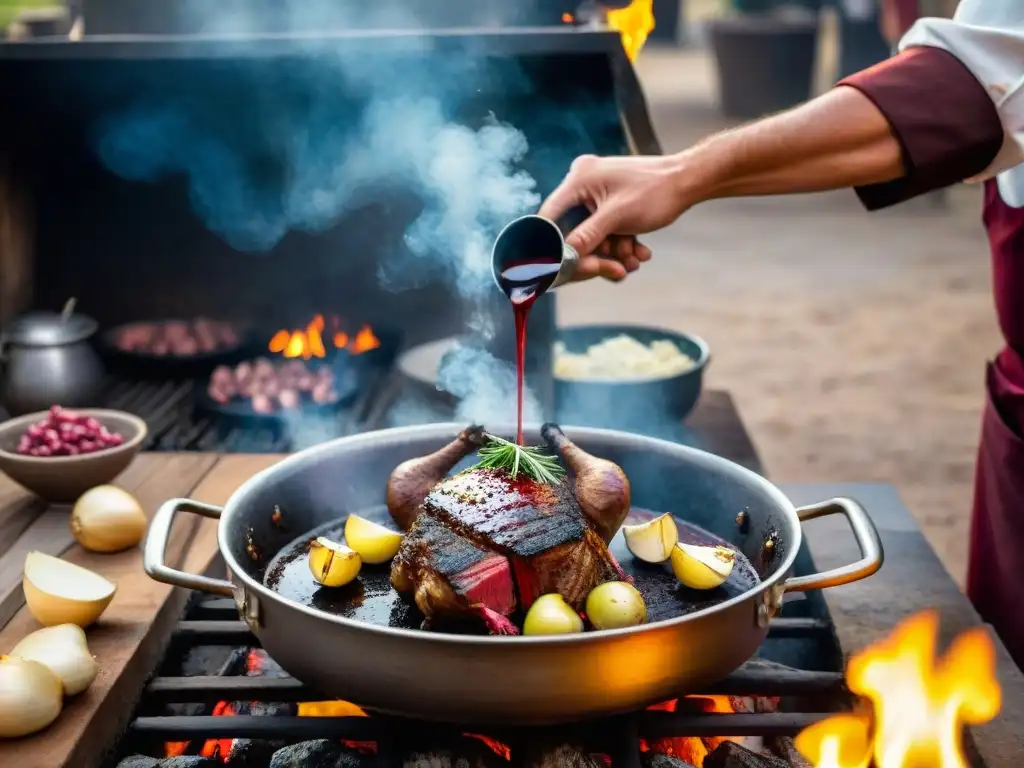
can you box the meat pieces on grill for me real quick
[206,358,338,413]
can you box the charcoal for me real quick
[334,752,368,768]
[522,744,606,768]
[766,737,813,768]
[158,758,220,768]
[226,738,282,767]
[115,757,160,768]
[403,751,495,768]
[269,739,343,768]
[703,742,790,768]
[642,756,697,768]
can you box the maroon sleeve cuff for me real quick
[838,46,1004,211]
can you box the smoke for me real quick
[90,1,547,425]
[437,342,541,426]
[93,97,540,299]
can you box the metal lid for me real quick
[4,310,98,346]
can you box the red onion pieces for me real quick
[15,406,125,457]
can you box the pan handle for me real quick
[782,497,884,592]
[144,498,234,597]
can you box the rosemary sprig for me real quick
[471,433,566,485]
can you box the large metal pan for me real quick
[144,423,882,725]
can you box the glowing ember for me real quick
[297,701,368,717]
[268,315,379,359]
[796,610,1002,768]
[199,701,237,762]
[465,733,512,760]
[562,12,574,22]
[164,742,189,758]
[641,696,739,765]
[606,0,654,62]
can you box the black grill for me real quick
[99,367,399,454]
[109,597,847,768]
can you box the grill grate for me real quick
[111,597,847,768]
[99,366,396,453]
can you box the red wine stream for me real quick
[498,260,561,444]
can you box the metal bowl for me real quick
[555,324,710,431]
[0,409,147,502]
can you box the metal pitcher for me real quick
[491,214,581,296]
[0,304,106,416]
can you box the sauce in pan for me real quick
[264,505,761,632]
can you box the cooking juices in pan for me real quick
[264,506,761,632]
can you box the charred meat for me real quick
[387,425,630,634]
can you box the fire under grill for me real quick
[108,597,843,768]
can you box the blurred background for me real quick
[0,0,986,589]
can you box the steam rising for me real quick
[90,4,546,428]
[438,342,542,426]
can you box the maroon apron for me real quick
[967,180,1024,669]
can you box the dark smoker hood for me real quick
[0,28,658,152]
[0,27,660,421]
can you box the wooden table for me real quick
[0,389,761,767]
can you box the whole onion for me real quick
[70,485,148,553]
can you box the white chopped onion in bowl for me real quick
[553,334,697,381]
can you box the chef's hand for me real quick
[538,154,689,282]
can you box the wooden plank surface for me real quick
[0,454,201,630]
[0,452,245,768]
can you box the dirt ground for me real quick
[557,47,1001,586]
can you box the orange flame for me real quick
[198,701,237,762]
[269,315,379,359]
[606,0,655,62]
[641,696,738,765]
[796,611,1002,768]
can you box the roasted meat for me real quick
[387,425,630,635]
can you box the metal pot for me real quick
[0,309,106,416]
[145,423,882,725]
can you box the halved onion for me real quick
[670,542,736,590]
[344,514,403,565]
[622,512,678,563]
[307,537,361,587]
[23,551,116,628]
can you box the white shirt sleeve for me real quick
[898,0,1024,180]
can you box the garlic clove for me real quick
[307,537,361,587]
[622,512,679,563]
[10,624,98,696]
[70,485,148,554]
[0,655,63,738]
[23,551,117,628]
[344,514,403,565]
[523,594,584,636]
[670,542,736,590]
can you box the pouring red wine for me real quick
[491,212,584,445]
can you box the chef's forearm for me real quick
[669,86,903,205]
[667,46,1005,212]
